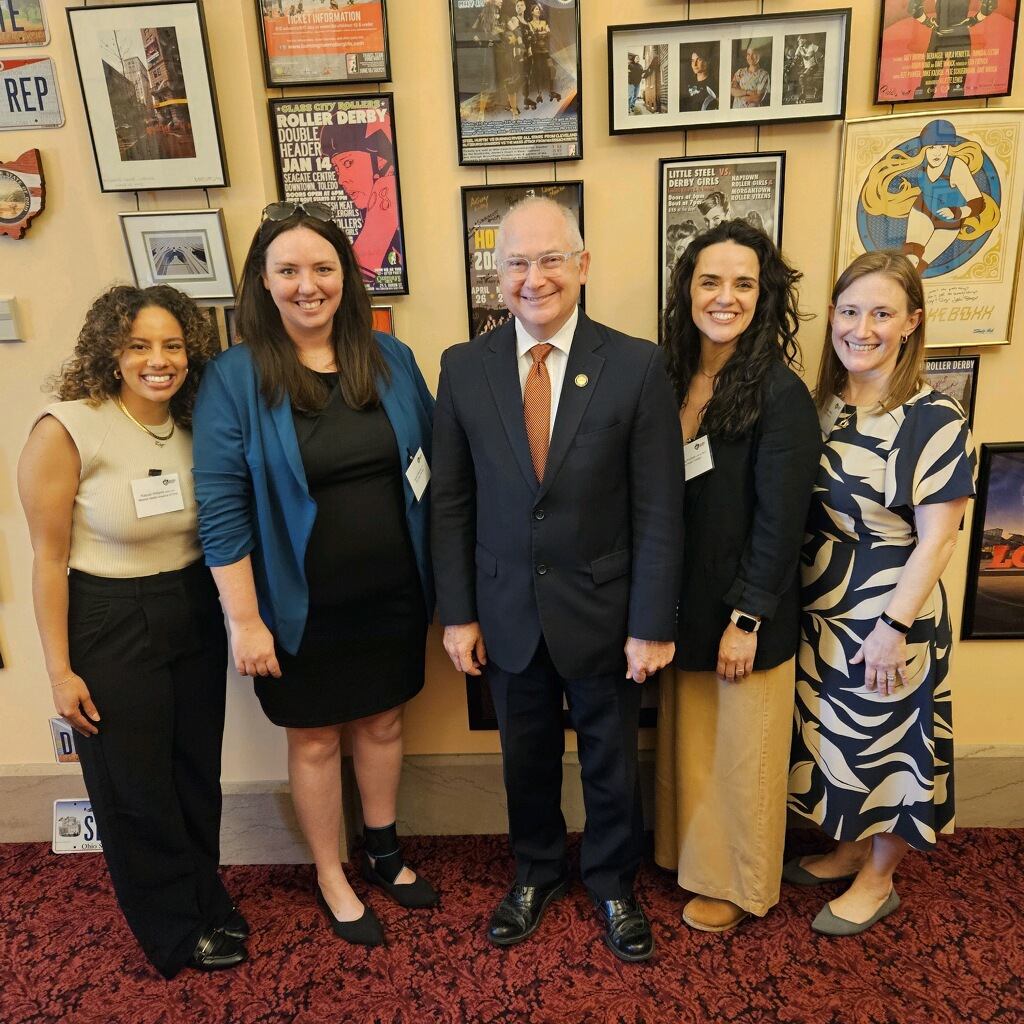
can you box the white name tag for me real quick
[822,395,847,434]
[131,472,185,518]
[405,447,430,501]
[684,436,714,480]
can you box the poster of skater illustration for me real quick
[836,110,1024,347]
[461,180,583,337]
[658,153,784,314]
[256,0,390,87]
[449,0,582,165]
[875,0,1019,104]
[269,94,408,295]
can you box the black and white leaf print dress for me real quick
[788,387,976,849]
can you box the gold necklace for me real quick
[116,396,174,443]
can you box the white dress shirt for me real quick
[514,305,579,441]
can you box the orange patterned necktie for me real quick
[524,343,554,482]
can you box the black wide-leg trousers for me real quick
[68,561,232,979]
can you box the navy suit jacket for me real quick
[431,312,684,679]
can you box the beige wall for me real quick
[1,0,1021,785]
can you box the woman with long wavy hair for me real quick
[654,220,821,932]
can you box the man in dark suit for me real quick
[431,197,683,962]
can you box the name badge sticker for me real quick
[684,436,714,480]
[406,447,430,501]
[130,472,185,518]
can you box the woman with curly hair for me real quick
[654,220,821,932]
[18,285,248,978]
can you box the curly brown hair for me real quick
[49,285,221,429]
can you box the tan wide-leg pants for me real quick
[654,660,796,917]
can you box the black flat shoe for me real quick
[219,906,250,940]
[360,850,439,909]
[316,887,385,947]
[593,896,654,962]
[188,927,248,971]
[487,877,570,946]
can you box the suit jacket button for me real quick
[534,509,545,520]
[536,564,547,575]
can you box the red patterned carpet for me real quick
[1,829,1022,1024]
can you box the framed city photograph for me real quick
[66,1,227,192]
[449,0,582,166]
[658,152,785,315]
[119,208,235,300]
[836,109,1024,349]
[608,9,850,135]
[269,93,407,295]
[0,0,49,47]
[923,355,980,428]
[961,442,1024,640]
[875,0,1019,104]
[460,179,583,338]
[255,0,390,87]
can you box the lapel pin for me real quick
[574,374,589,388]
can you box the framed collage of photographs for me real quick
[66,1,227,192]
[268,94,408,295]
[658,152,785,314]
[923,354,980,428]
[836,109,1024,349]
[875,0,1019,104]
[961,443,1024,640]
[255,0,390,87]
[460,180,583,338]
[607,9,850,135]
[119,209,234,300]
[449,0,582,166]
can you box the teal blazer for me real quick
[193,334,434,655]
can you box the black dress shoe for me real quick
[188,927,248,971]
[316,887,385,947]
[220,907,250,940]
[487,877,570,946]
[360,850,439,909]
[593,896,654,962]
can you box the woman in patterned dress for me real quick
[786,251,976,935]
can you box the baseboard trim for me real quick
[2,745,1020,861]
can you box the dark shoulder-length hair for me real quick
[49,284,219,430]
[235,211,388,412]
[661,219,807,439]
[816,250,925,415]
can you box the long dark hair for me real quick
[236,212,388,412]
[50,284,219,430]
[662,219,807,439]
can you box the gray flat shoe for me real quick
[782,857,859,886]
[811,890,900,936]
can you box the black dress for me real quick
[255,374,427,727]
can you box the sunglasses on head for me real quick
[260,201,336,225]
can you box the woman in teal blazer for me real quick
[193,203,437,949]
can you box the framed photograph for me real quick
[876,0,1019,104]
[449,0,582,166]
[961,443,1024,639]
[1,0,49,47]
[371,305,394,334]
[923,355,980,428]
[658,152,785,314]
[269,94,408,295]
[460,180,583,338]
[608,9,850,135]
[119,209,234,300]
[255,0,390,87]
[836,109,1024,349]
[66,2,227,192]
